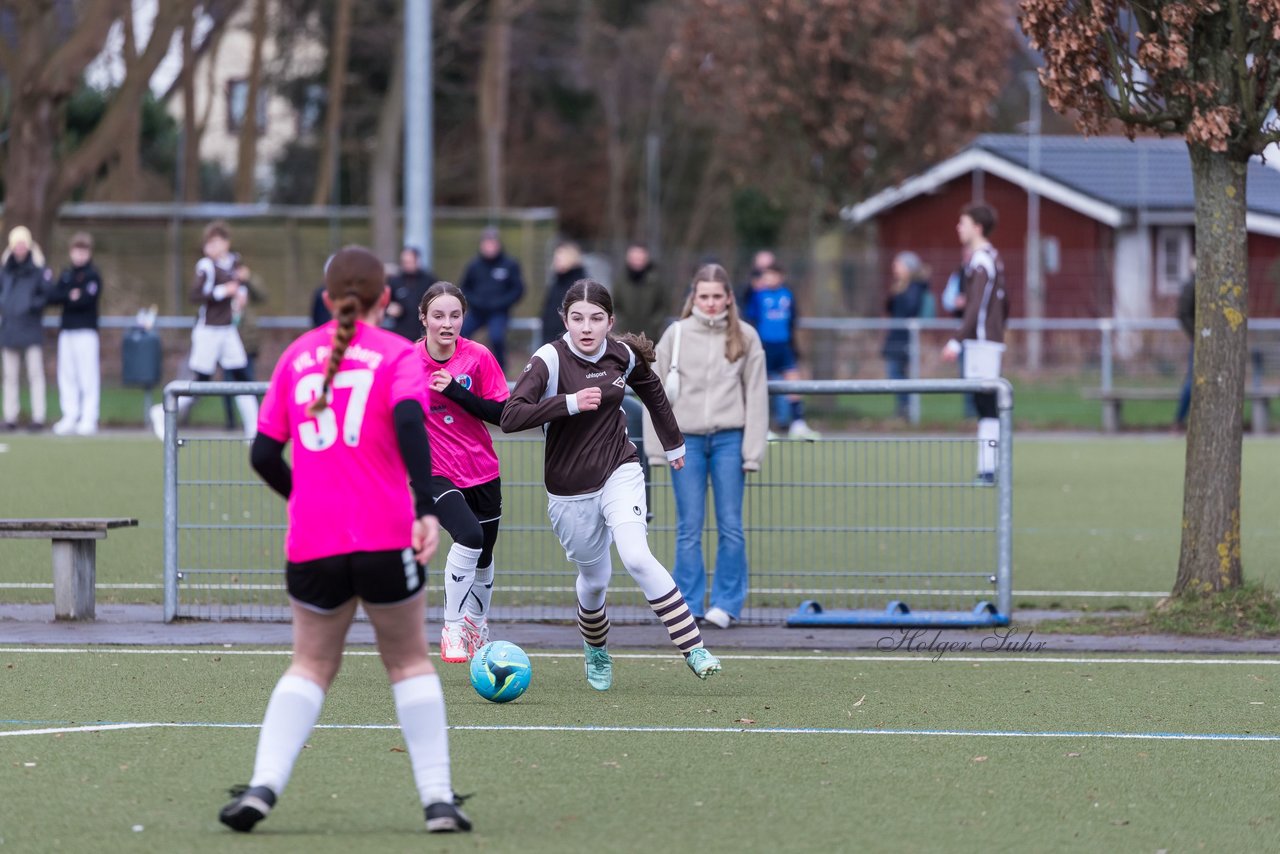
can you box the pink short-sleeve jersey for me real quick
[417,337,508,488]
[259,320,425,563]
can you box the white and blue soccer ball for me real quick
[469,640,532,703]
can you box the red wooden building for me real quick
[841,135,1280,320]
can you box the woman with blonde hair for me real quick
[643,264,768,628]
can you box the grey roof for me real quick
[972,134,1280,217]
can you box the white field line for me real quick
[0,647,1277,666]
[1,720,1277,743]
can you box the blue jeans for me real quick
[1176,343,1194,425]
[670,430,748,619]
[461,307,511,369]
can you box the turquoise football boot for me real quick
[685,647,721,679]
[583,642,613,691]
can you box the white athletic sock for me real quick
[443,543,483,624]
[249,673,326,795]
[977,418,999,475]
[392,674,454,807]
[612,522,679,600]
[236,395,259,438]
[467,562,495,621]
[574,552,612,612]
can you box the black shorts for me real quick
[286,549,425,613]
[430,476,502,522]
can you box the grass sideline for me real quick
[1035,583,1280,638]
[2,647,1279,852]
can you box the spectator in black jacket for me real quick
[385,245,435,340]
[0,226,52,431]
[1175,270,1196,431]
[50,232,103,435]
[459,227,524,369]
[540,241,586,346]
[882,251,932,420]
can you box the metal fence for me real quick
[161,379,1013,627]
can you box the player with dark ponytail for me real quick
[221,246,472,835]
[501,279,722,690]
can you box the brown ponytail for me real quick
[306,246,387,417]
[560,278,658,364]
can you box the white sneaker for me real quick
[766,430,782,441]
[74,423,97,436]
[440,622,470,663]
[703,606,733,629]
[788,419,821,441]
[51,419,76,436]
[148,404,166,440]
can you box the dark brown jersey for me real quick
[501,335,684,496]
[957,244,1008,344]
[189,255,238,327]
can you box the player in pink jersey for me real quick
[220,247,472,835]
[416,281,510,662]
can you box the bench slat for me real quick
[0,518,138,533]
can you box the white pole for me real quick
[404,0,432,267]
[1025,71,1043,372]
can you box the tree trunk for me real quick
[370,36,405,262]
[1174,143,1249,595]
[4,97,61,247]
[312,0,354,207]
[477,0,513,212]
[234,0,268,203]
[181,0,201,201]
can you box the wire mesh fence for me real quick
[163,380,1012,626]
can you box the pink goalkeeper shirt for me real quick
[259,321,426,562]
[417,337,508,488]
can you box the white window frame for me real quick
[1155,227,1192,296]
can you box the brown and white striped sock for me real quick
[648,586,704,655]
[577,602,610,648]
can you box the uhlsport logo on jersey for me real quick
[456,373,473,390]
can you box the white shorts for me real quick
[547,462,647,565]
[189,324,248,374]
[962,340,1004,380]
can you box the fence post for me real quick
[907,320,921,425]
[996,379,1014,621]
[1100,319,1114,394]
[162,384,180,623]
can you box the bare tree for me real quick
[477,0,529,212]
[311,0,354,206]
[1021,0,1280,595]
[370,27,404,261]
[0,1,183,245]
[234,0,269,202]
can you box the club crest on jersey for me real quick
[611,376,625,388]
[456,373,473,390]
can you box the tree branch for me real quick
[38,0,129,94]
[53,2,185,199]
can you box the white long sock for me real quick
[978,418,999,475]
[612,522,679,599]
[236,394,259,438]
[466,562,495,621]
[443,543,483,624]
[393,674,454,807]
[249,673,326,795]
[574,551,613,612]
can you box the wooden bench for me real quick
[1082,387,1280,434]
[0,518,138,620]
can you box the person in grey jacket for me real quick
[0,226,53,431]
[643,263,769,628]
[459,227,524,370]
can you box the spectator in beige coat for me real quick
[644,263,768,628]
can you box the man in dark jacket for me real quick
[612,243,668,340]
[0,226,52,431]
[49,232,103,435]
[459,226,524,369]
[1175,272,1196,431]
[385,245,435,340]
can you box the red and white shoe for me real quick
[440,623,470,663]
[463,616,490,657]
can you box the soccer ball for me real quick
[469,640,532,703]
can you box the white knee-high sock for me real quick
[249,674,326,795]
[612,522,678,600]
[392,674,454,807]
[574,551,613,613]
[978,418,999,475]
[236,395,259,438]
[467,562,495,621]
[443,543,483,624]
